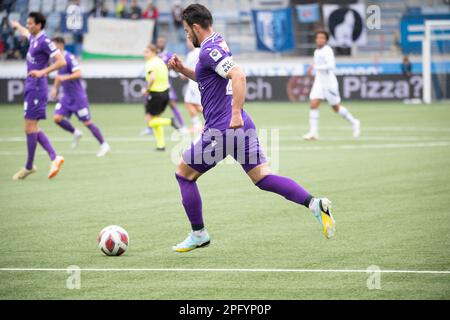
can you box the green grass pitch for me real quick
[0,101,449,299]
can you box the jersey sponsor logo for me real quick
[209,49,222,62]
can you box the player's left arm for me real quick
[28,51,66,78]
[228,66,246,129]
[168,55,197,81]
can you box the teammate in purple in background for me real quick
[10,13,66,180]
[50,37,111,157]
[155,36,188,134]
[168,4,336,252]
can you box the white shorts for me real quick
[309,76,341,106]
[184,82,202,106]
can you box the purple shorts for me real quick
[182,116,267,174]
[54,100,91,122]
[24,89,48,120]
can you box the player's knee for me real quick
[53,115,62,123]
[310,100,320,109]
[248,164,272,185]
[24,121,38,134]
[176,161,201,181]
[332,104,340,112]
[83,120,92,126]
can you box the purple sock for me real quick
[175,174,204,230]
[86,124,105,144]
[37,131,57,161]
[171,105,185,127]
[256,175,313,208]
[57,119,75,133]
[25,132,38,170]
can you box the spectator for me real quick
[171,1,184,42]
[143,2,158,20]
[130,0,142,20]
[143,2,159,43]
[116,0,128,19]
[90,0,109,18]
[401,56,412,78]
[15,34,28,59]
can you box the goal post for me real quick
[422,20,450,104]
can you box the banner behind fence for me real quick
[1,75,427,105]
[82,18,154,58]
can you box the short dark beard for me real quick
[189,26,200,48]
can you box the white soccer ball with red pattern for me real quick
[98,225,129,256]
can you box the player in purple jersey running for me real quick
[10,12,66,180]
[168,4,336,252]
[50,37,110,157]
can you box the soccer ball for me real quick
[98,225,129,256]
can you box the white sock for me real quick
[193,229,206,237]
[191,116,201,127]
[338,106,356,124]
[309,198,320,214]
[309,109,319,135]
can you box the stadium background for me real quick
[1,0,449,103]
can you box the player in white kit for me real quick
[182,38,203,132]
[303,30,360,140]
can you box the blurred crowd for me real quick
[0,0,187,60]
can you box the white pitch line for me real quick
[0,142,448,156]
[0,268,449,274]
[1,136,450,142]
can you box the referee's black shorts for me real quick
[145,90,169,116]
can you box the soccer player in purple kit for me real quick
[10,13,66,180]
[50,37,110,157]
[169,4,336,252]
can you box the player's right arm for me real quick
[228,66,246,129]
[9,20,30,39]
[168,55,197,82]
[51,76,61,100]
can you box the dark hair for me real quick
[28,12,46,29]
[52,37,65,45]
[314,29,329,41]
[182,4,213,29]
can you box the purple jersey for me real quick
[57,51,88,110]
[158,50,174,65]
[158,50,177,100]
[196,33,248,131]
[25,31,59,93]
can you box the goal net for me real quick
[422,20,450,104]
